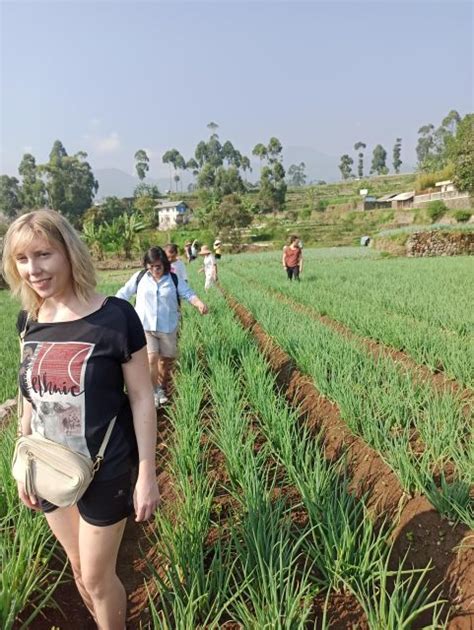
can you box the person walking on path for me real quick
[164,243,188,284]
[190,239,199,261]
[198,245,217,290]
[116,246,208,407]
[2,209,160,630]
[184,241,193,263]
[282,234,303,281]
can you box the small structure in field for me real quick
[389,191,415,209]
[155,200,192,230]
[435,180,456,193]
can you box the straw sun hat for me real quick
[199,245,212,255]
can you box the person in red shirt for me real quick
[282,235,303,281]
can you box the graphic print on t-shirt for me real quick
[23,341,94,456]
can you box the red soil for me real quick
[226,294,474,629]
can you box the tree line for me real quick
[338,139,402,180]
[335,109,473,195]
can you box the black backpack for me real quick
[135,270,180,306]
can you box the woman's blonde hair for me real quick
[2,209,97,317]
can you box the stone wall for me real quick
[406,231,474,257]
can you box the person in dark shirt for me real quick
[2,209,160,629]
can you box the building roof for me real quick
[435,180,453,187]
[390,191,415,201]
[155,200,189,210]
[376,193,398,202]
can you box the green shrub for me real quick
[415,164,454,192]
[316,199,329,212]
[298,206,312,220]
[453,210,472,223]
[426,200,448,223]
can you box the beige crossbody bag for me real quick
[12,312,116,508]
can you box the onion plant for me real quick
[218,269,472,525]
[0,422,65,629]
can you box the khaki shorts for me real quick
[145,329,178,358]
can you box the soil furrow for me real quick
[229,269,473,401]
[224,292,474,629]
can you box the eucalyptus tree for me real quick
[267,137,283,164]
[240,155,252,181]
[339,154,354,180]
[19,153,46,208]
[207,121,219,139]
[252,143,268,174]
[416,110,460,172]
[40,140,98,225]
[287,163,307,187]
[134,149,150,181]
[162,148,182,190]
[370,145,388,175]
[392,138,402,174]
[0,175,22,217]
[354,142,366,178]
[195,141,208,168]
[186,158,200,184]
[259,162,287,213]
[450,113,474,195]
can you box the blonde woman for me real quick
[2,209,160,630]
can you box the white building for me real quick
[155,200,192,231]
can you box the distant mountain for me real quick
[94,168,171,199]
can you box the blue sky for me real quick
[1,0,472,179]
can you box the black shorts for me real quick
[39,467,138,527]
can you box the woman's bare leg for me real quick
[157,356,173,394]
[147,352,159,388]
[45,507,97,621]
[79,517,127,630]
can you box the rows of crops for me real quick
[223,250,474,386]
[143,289,447,627]
[212,253,473,528]
[0,249,472,627]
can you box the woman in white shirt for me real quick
[116,247,208,407]
[198,245,217,290]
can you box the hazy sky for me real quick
[1,0,472,178]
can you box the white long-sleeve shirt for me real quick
[170,259,188,283]
[116,270,196,333]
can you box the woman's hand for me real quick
[133,472,161,522]
[17,480,40,510]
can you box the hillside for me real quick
[159,173,472,250]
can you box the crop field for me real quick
[0,247,473,628]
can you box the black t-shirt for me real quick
[18,297,146,480]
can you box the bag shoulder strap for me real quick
[93,417,117,469]
[170,272,181,307]
[135,268,147,292]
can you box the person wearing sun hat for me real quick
[213,239,222,260]
[198,245,217,290]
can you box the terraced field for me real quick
[0,247,473,628]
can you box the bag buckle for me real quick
[92,456,103,473]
